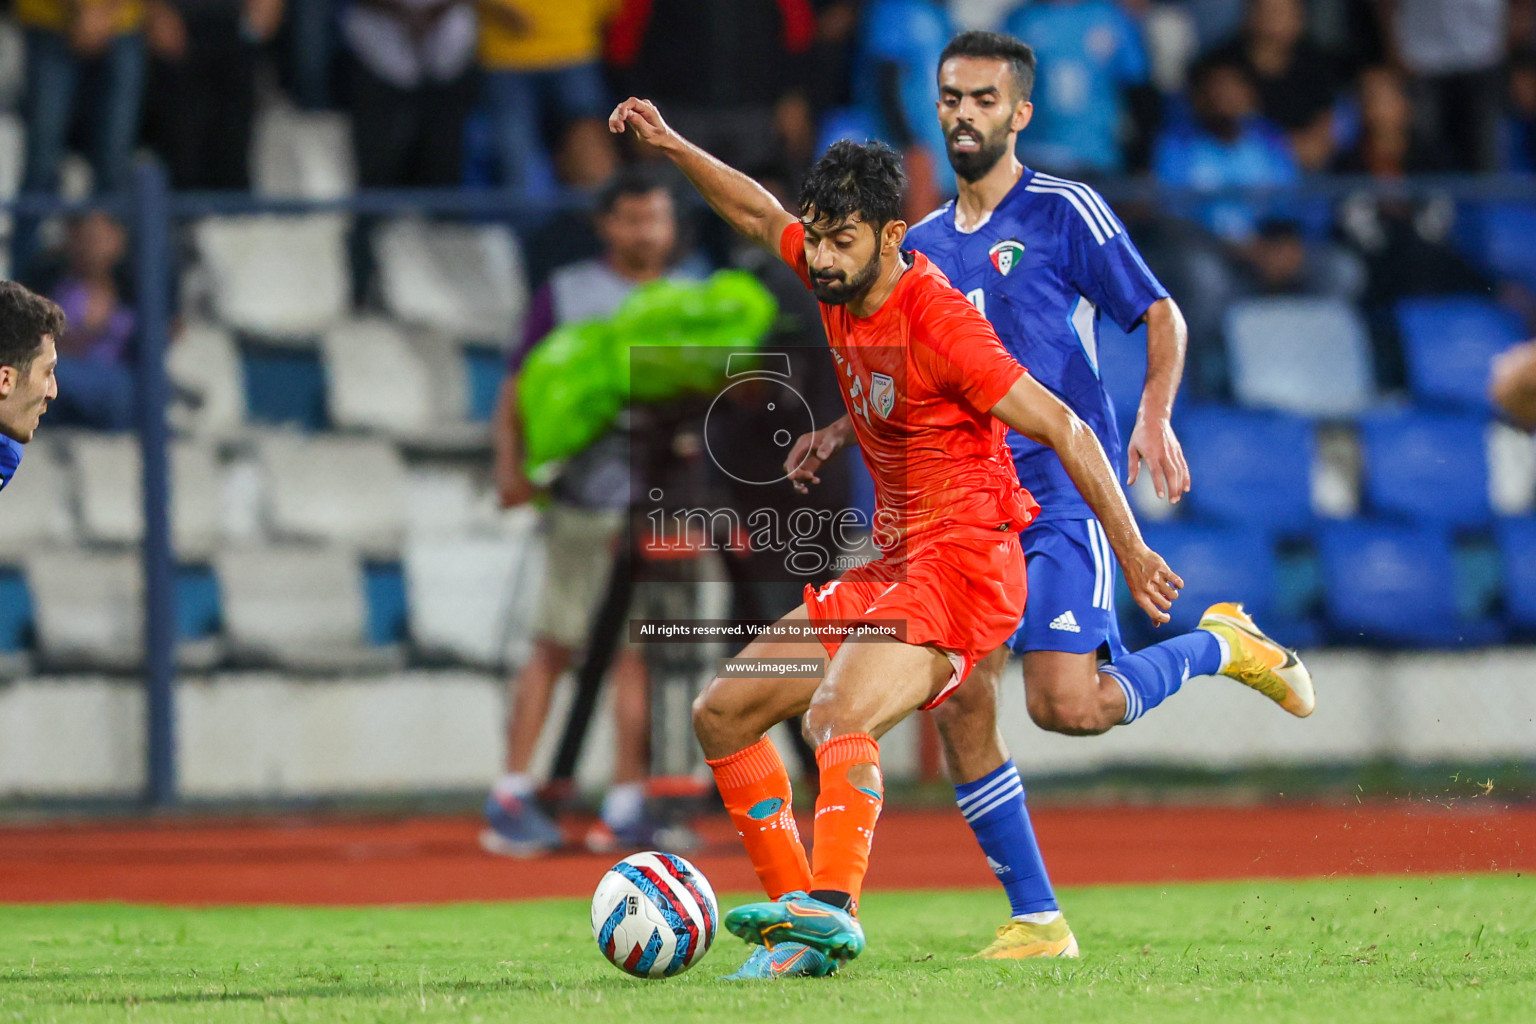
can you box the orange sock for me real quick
[706,737,811,899]
[809,733,883,906]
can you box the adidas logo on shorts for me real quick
[1049,610,1082,633]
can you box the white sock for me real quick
[492,772,535,801]
[601,782,646,829]
[1012,910,1063,925]
[1206,629,1233,673]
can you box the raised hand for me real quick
[608,98,681,152]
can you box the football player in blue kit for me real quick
[901,31,1316,958]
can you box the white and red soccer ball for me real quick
[590,852,719,978]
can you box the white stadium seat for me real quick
[69,436,225,561]
[215,544,398,672]
[320,318,435,437]
[24,550,142,671]
[0,437,75,559]
[252,103,356,200]
[1224,296,1376,417]
[403,524,542,668]
[257,433,409,558]
[167,321,246,439]
[193,214,350,339]
[373,217,526,342]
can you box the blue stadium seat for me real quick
[1224,297,1375,417]
[175,565,221,641]
[0,568,33,652]
[365,561,409,646]
[1176,405,1314,536]
[1458,201,1536,290]
[1496,517,1536,631]
[1318,521,1503,646]
[1096,317,1148,432]
[1129,524,1276,640]
[1358,410,1491,527]
[464,345,505,423]
[241,340,328,430]
[1396,297,1525,411]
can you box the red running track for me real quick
[0,803,1531,905]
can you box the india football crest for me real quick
[870,371,895,418]
[989,239,1025,276]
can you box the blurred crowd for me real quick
[4,0,1536,410]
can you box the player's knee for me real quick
[690,678,731,745]
[1026,691,1110,736]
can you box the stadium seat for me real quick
[1458,201,1536,291]
[0,568,33,675]
[1317,521,1503,646]
[24,551,143,670]
[1223,296,1375,417]
[193,214,350,338]
[0,112,22,242]
[1396,297,1525,411]
[1496,517,1536,632]
[404,528,540,668]
[257,434,409,558]
[0,437,75,560]
[1130,524,1276,641]
[321,318,435,437]
[241,340,328,429]
[373,218,526,343]
[1357,410,1492,527]
[167,322,246,439]
[1488,422,1536,516]
[251,103,355,200]
[215,545,400,672]
[1176,405,1313,535]
[70,436,224,560]
[1096,317,1148,431]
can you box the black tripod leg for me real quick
[547,548,635,791]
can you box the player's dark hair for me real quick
[798,140,906,231]
[596,166,672,216]
[939,31,1037,104]
[0,281,64,372]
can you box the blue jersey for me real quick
[0,435,20,492]
[905,169,1167,521]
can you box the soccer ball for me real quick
[590,851,719,978]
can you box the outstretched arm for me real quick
[1127,296,1191,502]
[609,97,797,254]
[989,373,1182,624]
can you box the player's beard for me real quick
[811,250,882,305]
[945,121,1011,183]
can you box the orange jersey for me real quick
[779,221,1041,550]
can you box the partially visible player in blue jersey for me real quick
[0,281,62,493]
[901,31,1315,959]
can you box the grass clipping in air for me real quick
[1,874,1528,1023]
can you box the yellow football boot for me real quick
[969,916,1080,960]
[1199,602,1315,717]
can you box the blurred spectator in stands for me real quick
[807,0,861,116]
[608,0,816,180]
[478,0,616,200]
[1491,338,1536,428]
[1206,0,1342,171]
[1002,0,1152,177]
[1232,216,1364,300]
[39,211,136,430]
[340,0,477,188]
[1388,0,1507,172]
[284,0,335,108]
[142,0,284,190]
[16,0,147,197]
[1503,48,1536,170]
[520,121,622,287]
[1334,64,1446,174]
[1152,54,1297,241]
[483,168,696,856]
[848,0,953,221]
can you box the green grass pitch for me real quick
[2,874,1528,1023]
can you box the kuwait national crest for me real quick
[989,239,1025,276]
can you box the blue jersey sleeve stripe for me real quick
[1025,184,1111,244]
[1034,173,1121,235]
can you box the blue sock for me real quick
[1101,629,1224,724]
[955,760,1057,916]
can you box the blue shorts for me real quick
[1007,518,1128,660]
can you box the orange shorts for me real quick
[801,525,1027,709]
